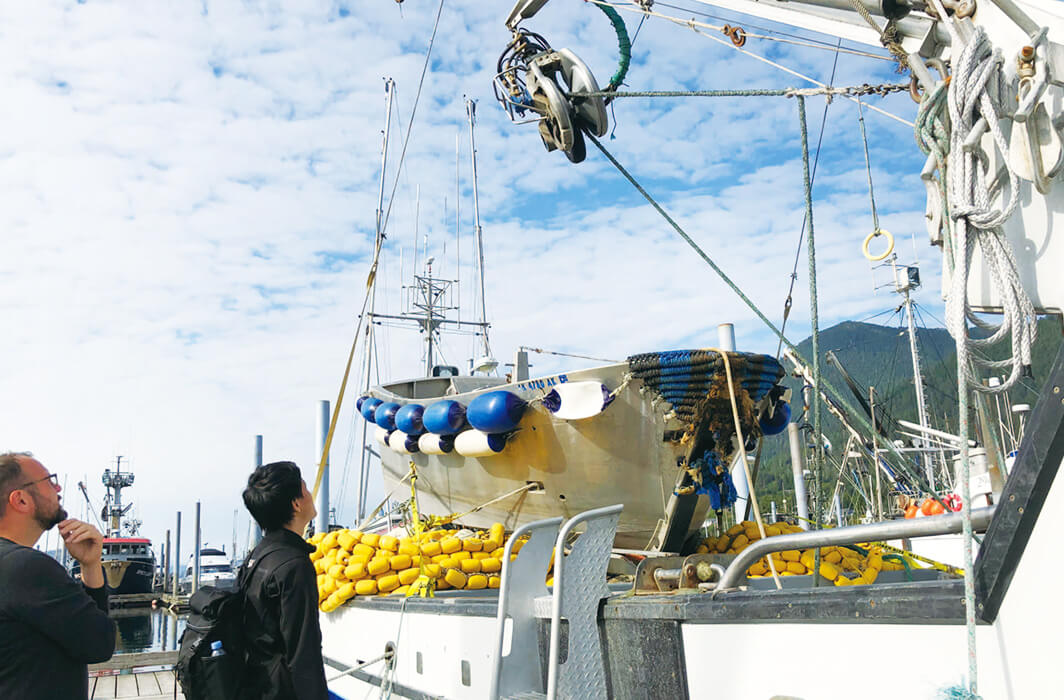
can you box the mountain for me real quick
[750,317,1062,517]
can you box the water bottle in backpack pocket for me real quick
[175,586,247,700]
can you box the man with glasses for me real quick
[0,451,115,699]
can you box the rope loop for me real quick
[862,229,895,261]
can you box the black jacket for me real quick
[0,536,116,700]
[240,529,327,700]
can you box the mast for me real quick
[893,256,935,490]
[101,455,134,538]
[357,78,396,522]
[466,98,491,360]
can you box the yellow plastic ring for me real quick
[862,229,894,261]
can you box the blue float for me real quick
[395,404,426,435]
[467,391,527,433]
[423,400,467,435]
[759,400,791,436]
[356,396,367,412]
[374,402,401,431]
[360,397,383,423]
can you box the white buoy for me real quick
[545,381,612,420]
[454,430,506,457]
[418,434,454,455]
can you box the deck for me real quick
[89,671,182,699]
[90,651,182,699]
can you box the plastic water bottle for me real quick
[210,641,226,657]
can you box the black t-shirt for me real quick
[0,536,116,699]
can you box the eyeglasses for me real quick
[17,473,59,491]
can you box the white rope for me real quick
[944,27,1036,396]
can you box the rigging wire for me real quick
[583,130,942,499]
[585,0,913,126]
[379,0,446,237]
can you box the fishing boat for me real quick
[72,457,156,595]
[314,1,1064,698]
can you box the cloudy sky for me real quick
[1,0,938,559]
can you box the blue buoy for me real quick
[759,400,791,436]
[360,397,383,423]
[423,400,467,435]
[374,402,401,431]
[467,391,526,433]
[395,404,426,435]
[356,396,367,412]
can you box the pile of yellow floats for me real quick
[696,520,906,586]
[308,523,522,612]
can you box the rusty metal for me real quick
[722,24,747,48]
[633,553,735,594]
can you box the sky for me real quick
[0,0,941,561]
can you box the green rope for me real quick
[582,131,942,502]
[593,2,631,92]
[797,95,825,586]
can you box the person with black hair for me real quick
[239,461,328,700]
[0,452,115,699]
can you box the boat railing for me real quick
[713,507,995,594]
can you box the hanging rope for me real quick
[778,39,842,359]
[796,95,826,583]
[845,0,910,70]
[712,346,783,590]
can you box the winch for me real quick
[493,0,629,162]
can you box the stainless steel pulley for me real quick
[524,49,608,162]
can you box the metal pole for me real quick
[717,323,736,352]
[356,81,394,522]
[315,400,331,535]
[787,423,810,530]
[252,435,263,547]
[902,280,935,490]
[732,455,749,523]
[164,529,171,592]
[870,387,882,520]
[716,507,996,592]
[193,501,201,595]
[455,133,461,325]
[466,97,490,357]
[173,511,181,597]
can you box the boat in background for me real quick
[182,546,237,591]
[71,457,156,595]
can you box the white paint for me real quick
[322,601,497,700]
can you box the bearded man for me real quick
[0,451,116,699]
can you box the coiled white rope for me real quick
[945,26,1037,395]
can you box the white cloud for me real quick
[0,0,943,556]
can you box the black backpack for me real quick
[175,548,282,700]
[175,583,248,700]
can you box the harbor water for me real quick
[111,608,187,655]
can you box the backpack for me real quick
[175,547,283,700]
[175,583,248,700]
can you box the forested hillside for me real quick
[751,317,1062,516]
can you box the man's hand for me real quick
[59,519,104,565]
